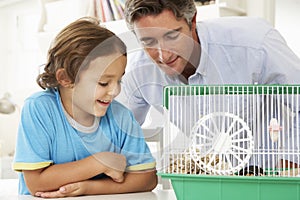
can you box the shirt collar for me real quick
[195,22,209,77]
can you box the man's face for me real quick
[133,9,196,77]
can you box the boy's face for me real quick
[69,53,126,125]
[133,9,196,77]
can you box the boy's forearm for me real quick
[24,154,108,194]
[83,170,158,195]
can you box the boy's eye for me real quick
[98,82,108,87]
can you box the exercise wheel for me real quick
[190,112,254,175]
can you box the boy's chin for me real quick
[94,110,107,117]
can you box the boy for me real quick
[13,17,157,198]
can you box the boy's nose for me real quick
[108,85,120,96]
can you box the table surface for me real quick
[0,179,177,200]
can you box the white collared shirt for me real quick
[121,17,300,125]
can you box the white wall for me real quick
[0,0,41,156]
[275,0,300,57]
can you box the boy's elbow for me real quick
[23,169,55,196]
[143,170,158,192]
[26,179,58,196]
[25,181,41,196]
[148,174,158,191]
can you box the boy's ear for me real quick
[56,68,73,88]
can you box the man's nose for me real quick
[157,43,172,63]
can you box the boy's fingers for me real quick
[113,175,124,183]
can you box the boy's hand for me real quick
[34,152,127,198]
[35,182,85,198]
[94,152,127,182]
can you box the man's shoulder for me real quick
[200,16,272,30]
[198,16,273,47]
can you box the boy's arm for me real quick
[35,169,158,198]
[85,169,158,194]
[23,152,126,195]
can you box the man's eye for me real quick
[98,82,108,87]
[141,39,157,47]
[166,32,180,40]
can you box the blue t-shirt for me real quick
[13,88,155,195]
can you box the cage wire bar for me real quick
[161,85,300,177]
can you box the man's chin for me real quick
[159,65,181,77]
[165,72,179,77]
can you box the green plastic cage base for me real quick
[158,173,300,200]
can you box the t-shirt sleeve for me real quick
[110,103,156,171]
[13,97,54,171]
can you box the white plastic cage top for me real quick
[161,85,300,177]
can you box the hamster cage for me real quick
[158,85,300,200]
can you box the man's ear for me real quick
[56,68,73,88]
[191,12,197,29]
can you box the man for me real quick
[122,0,300,169]
[122,0,300,125]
